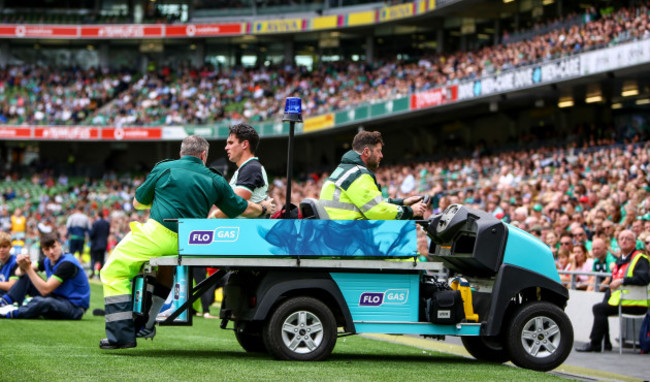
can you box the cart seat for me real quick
[300,198,329,220]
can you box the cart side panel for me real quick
[330,272,419,322]
[178,219,417,258]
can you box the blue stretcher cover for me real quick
[177,219,417,258]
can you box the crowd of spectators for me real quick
[1,3,648,127]
[0,66,134,126]
[1,131,650,289]
[90,3,650,126]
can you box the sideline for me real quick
[362,334,643,382]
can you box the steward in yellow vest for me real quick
[607,250,650,307]
[575,229,650,353]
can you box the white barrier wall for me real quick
[566,290,624,344]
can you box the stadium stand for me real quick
[1,2,648,126]
[0,67,134,125]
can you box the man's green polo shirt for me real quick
[592,252,617,273]
[135,155,248,233]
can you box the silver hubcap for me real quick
[520,316,561,358]
[281,310,324,354]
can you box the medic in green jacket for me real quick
[319,130,427,220]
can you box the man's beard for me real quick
[367,158,380,171]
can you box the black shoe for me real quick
[575,343,601,352]
[604,342,612,351]
[99,338,137,350]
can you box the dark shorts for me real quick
[69,239,85,256]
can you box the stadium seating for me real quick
[1,3,647,126]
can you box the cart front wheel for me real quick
[263,297,337,361]
[505,302,573,371]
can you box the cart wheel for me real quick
[461,335,510,364]
[263,297,337,361]
[234,321,267,353]
[505,302,573,372]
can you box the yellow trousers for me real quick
[101,219,178,298]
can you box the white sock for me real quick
[145,295,165,328]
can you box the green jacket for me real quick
[135,155,248,232]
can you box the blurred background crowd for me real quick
[2,132,649,286]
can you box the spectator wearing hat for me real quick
[529,224,543,239]
[531,203,549,223]
[579,195,592,209]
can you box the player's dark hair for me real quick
[229,123,260,154]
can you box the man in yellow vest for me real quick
[576,229,649,352]
[319,130,426,220]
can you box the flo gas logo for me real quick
[188,230,213,245]
[188,227,239,245]
[359,292,384,306]
[214,227,239,242]
[359,289,409,306]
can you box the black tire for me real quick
[461,335,510,364]
[262,297,337,361]
[504,302,573,372]
[234,321,267,353]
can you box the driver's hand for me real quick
[262,198,277,216]
[403,195,424,206]
[410,201,427,217]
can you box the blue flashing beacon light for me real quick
[282,97,303,123]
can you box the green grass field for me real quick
[0,281,565,381]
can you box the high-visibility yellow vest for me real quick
[319,151,412,220]
[608,251,650,307]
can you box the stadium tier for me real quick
[0,0,648,172]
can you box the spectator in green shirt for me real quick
[589,238,616,291]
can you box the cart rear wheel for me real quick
[461,335,510,364]
[234,321,267,353]
[263,297,337,361]
[505,302,573,371]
